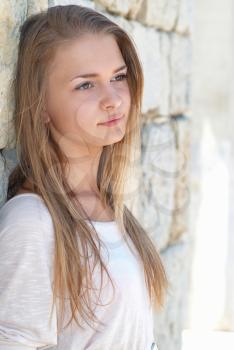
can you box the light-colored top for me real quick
[0,194,158,350]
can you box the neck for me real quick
[64,149,103,197]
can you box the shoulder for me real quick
[0,193,53,229]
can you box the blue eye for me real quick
[75,82,93,91]
[113,74,128,81]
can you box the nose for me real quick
[99,84,122,111]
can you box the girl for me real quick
[0,4,168,350]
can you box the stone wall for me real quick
[0,1,193,349]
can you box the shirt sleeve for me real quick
[0,200,57,349]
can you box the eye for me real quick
[75,82,94,91]
[112,73,128,81]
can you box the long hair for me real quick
[6,5,169,333]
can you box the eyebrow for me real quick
[70,64,127,81]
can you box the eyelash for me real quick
[75,74,128,91]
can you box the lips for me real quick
[98,114,124,125]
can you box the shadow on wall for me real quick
[0,148,18,207]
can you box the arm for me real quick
[0,212,57,349]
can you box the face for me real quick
[44,33,131,158]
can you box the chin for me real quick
[103,132,126,146]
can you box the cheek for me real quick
[49,91,83,123]
[71,99,100,140]
[73,96,98,127]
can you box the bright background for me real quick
[182,0,234,348]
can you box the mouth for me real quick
[98,115,124,126]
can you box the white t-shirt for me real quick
[0,194,158,350]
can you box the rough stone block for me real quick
[0,148,17,208]
[0,0,27,149]
[176,0,193,35]
[139,120,177,250]
[0,67,15,149]
[154,238,191,350]
[0,156,6,207]
[48,0,95,8]
[27,0,48,16]
[94,0,143,18]
[170,33,192,116]
[129,21,162,115]
[169,115,191,243]
[136,0,179,32]
[158,32,170,116]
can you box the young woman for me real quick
[0,5,168,350]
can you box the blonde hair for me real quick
[6,5,169,333]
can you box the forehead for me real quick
[48,33,125,79]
